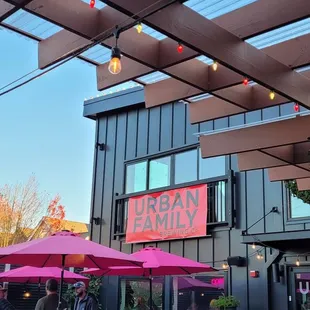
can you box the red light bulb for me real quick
[177,44,183,53]
[243,78,249,86]
[294,104,299,112]
[90,0,95,8]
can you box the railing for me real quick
[113,171,234,240]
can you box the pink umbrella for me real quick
[0,231,143,309]
[83,246,216,308]
[0,266,89,284]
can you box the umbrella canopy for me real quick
[151,277,219,290]
[0,231,143,269]
[82,246,216,276]
[0,266,89,284]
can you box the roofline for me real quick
[83,87,145,119]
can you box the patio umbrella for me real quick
[0,230,143,309]
[0,266,89,284]
[82,246,216,308]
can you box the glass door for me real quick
[290,268,310,310]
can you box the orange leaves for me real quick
[46,195,66,235]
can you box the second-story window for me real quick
[175,149,198,184]
[149,156,171,189]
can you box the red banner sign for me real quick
[125,184,207,243]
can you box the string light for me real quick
[89,0,95,8]
[296,258,300,266]
[269,91,275,100]
[137,23,143,34]
[294,103,299,112]
[177,43,183,53]
[108,30,122,75]
[222,262,228,269]
[212,61,218,72]
[252,243,256,249]
[256,251,263,260]
[243,77,249,86]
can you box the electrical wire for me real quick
[0,0,178,97]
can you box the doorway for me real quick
[290,267,310,310]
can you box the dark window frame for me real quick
[123,145,226,195]
[286,186,310,224]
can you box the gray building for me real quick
[85,87,310,310]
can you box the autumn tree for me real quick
[0,175,66,246]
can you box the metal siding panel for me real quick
[101,115,117,246]
[198,238,213,263]
[125,110,138,160]
[213,230,230,265]
[199,120,214,132]
[160,104,173,151]
[136,108,149,157]
[185,105,199,145]
[170,240,184,256]
[92,117,107,244]
[184,239,198,260]
[148,107,161,154]
[172,103,186,148]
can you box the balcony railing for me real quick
[113,171,234,240]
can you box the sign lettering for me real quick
[125,184,207,243]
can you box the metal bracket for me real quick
[95,143,105,151]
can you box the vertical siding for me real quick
[90,99,309,310]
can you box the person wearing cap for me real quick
[0,285,15,310]
[73,281,98,310]
[35,278,68,310]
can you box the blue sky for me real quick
[0,28,98,223]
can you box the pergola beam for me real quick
[103,1,310,107]
[0,0,14,21]
[237,143,310,171]
[297,179,310,191]
[268,165,310,181]
[200,115,310,158]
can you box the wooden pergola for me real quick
[1,0,310,189]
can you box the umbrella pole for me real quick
[149,269,153,310]
[58,254,66,310]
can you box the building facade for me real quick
[85,88,310,310]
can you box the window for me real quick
[149,156,171,189]
[175,150,198,184]
[125,147,226,194]
[125,162,147,194]
[199,149,226,180]
[120,278,164,310]
[290,193,310,219]
[171,275,225,310]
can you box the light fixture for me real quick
[137,23,143,34]
[108,28,122,75]
[177,43,183,53]
[85,236,90,240]
[256,252,263,260]
[222,262,228,269]
[269,90,275,100]
[296,258,300,266]
[294,103,299,112]
[252,243,256,249]
[23,291,31,298]
[89,0,95,8]
[243,77,249,86]
[212,61,218,72]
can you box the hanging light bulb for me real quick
[137,23,143,34]
[269,91,275,100]
[89,0,95,8]
[108,46,122,75]
[177,43,183,53]
[222,262,228,269]
[252,243,256,249]
[212,61,218,72]
[296,258,300,266]
[294,103,299,112]
[256,251,263,260]
[243,77,249,86]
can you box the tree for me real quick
[0,175,66,246]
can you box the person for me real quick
[35,278,68,310]
[73,281,98,310]
[0,285,15,310]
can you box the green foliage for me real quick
[286,180,310,205]
[124,283,134,310]
[64,275,103,310]
[210,295,240,309]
